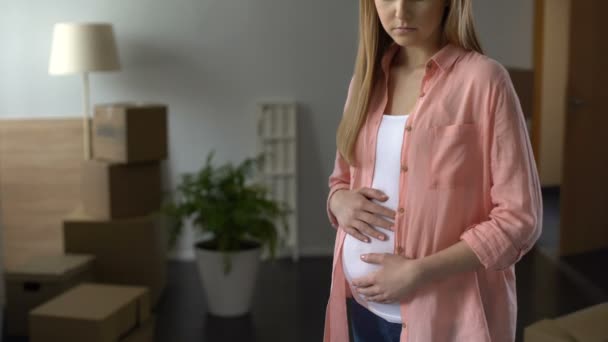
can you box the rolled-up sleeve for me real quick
[327,150,351,229]
[326,76,356,230]
[460,70,543,271]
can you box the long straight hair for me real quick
[337,0,483,166]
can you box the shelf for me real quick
[256,101,299,262]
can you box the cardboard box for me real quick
[62,206,167,306]
[122,315,155,342]
[93,103,167,163]
[29,283,154,342]
[5,254,95,336]
[81,159,162,220]
[524,302,608,342]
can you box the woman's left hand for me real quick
[352,253,427,304]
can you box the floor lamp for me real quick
[49,22,120,160]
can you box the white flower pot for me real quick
[194,239,262,317]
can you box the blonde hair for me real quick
[337,0,483,166]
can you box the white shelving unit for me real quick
[256,101,299,262]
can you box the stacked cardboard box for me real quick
[80,159,162,219]
[4,254,95,336]
[82,103,167,220]
[63,205,167,305]
[524,302,608,341]
[30,283,154,342]
[3,103,168,340]
[92,102,167,163]
[65,103,169,306]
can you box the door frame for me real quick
[532,0,545,171]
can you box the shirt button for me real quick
[405,126,412,132]
[419,92,425,98]
[401,164,408,172]
[398,207,404,214]
[402,323,407,328]
[396,246,404,254]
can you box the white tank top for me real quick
[342,113,409,323]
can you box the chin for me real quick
[391,36,422,47]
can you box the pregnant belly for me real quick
[342,230,396,283]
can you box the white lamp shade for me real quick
[49,22,120,75]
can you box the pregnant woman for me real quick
[324,0,543,341]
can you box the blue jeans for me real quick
[346,297,402,342]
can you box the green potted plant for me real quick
[162,149,290,317]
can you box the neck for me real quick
[395,35,446,70]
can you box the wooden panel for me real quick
[507,68,535,121]
[535,0,571,187]
[532,0,545,166]
[559,0,608,255]
[0,118,84,268]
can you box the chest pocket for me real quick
[429,123,482,190]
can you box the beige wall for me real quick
[539,0,571,186]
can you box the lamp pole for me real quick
[82,72,92,160]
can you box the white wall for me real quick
[0,0,534,259]
[474,0,535,69]
[1,0,359,259]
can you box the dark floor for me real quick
[149,188,608,341]
[3,188,608,342]
[536,187,562,255]
[149,251,607,342]
[535,187,608,297]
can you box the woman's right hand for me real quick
[329,187,397,243]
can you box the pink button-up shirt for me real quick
[324,41,543,342]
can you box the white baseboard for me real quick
[298,245,334,257]
[166,220,335,261]
[167,244,334,262]
[167,249,195,261]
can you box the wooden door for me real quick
[559,0,608,255]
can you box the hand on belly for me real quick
[343,229,395,281]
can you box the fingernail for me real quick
[361,255,366,259]
[378,235,384,240]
